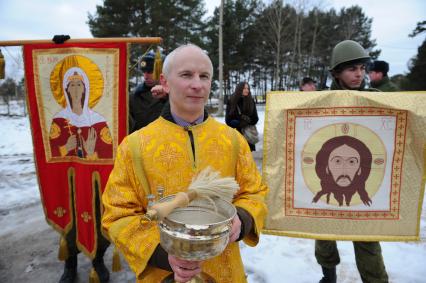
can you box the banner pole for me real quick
[0,37,162,47]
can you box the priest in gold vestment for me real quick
[102,44,268,283]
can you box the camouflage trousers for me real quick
[315,240,388,283]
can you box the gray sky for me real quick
[0,0,424,79]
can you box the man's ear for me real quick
[160,73,169,93]
[357,167,361,176]
[326,166,329,175]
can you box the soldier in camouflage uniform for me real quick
[368,60,400,91]
[315,40,389,283]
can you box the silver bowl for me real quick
[157,195,236,261]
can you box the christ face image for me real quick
[313,135,372,206]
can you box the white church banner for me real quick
[262,90,426,241]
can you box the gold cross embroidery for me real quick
[81,212,92,223]
[53,207,66,218]
[64,119,73,136]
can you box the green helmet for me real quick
[330,40,370,70]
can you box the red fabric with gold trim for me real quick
[24,42,128,257]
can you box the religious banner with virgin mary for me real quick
[23,42,128,257]
[262,90,426,241]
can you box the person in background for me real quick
[129,50,168,133]
[58,184,110,283]
[300,77,317,91]
[102,44,268,283]
[225,82,259,151]
[315,40,388,283]
[368,60,400,91]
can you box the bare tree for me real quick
[258,0,293,90]
[308,8,319,72]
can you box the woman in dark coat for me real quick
[225,82,259,151]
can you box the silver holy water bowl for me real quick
[157,195,236,261]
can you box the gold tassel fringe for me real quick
[89,267,101,283]
[112,246,122,272]
[58,235,69,261]
[152,48,163,81]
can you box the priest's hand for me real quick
[229,214,242,242]
[168,255,202,283]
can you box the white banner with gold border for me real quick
[262,90,426,241]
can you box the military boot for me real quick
[92,257,110,283]
[319,266,336,283]
[59,255,77,283]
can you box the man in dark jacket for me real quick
[368,60,400,91]
[315,40,389,283]
[129,50,168,133]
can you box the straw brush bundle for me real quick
[146,167,239,221]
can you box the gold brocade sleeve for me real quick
[102,137,159,277]
[232,132,269,246]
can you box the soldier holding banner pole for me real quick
[315,40,389,283]
[129,49,168,133]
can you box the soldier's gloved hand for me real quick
[52,35,70,44]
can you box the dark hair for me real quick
[228,82,255,116]
[301,77,316,86]
[332,58,370,74]
[66,80,86,110]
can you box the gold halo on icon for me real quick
[301,122,387,206]
[50,55,104,108]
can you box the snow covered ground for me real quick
[1,101,425,282]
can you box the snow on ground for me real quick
[0,103,39,211]
[1,101,425,282]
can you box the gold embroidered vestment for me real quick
[102,117,268,282]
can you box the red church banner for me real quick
[23,42,128,257]
[263,90,426,241]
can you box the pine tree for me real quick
[402,20,426,90]
[404,39,426,90]
[87,0,207,80]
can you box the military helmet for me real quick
[330,40,370,71]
